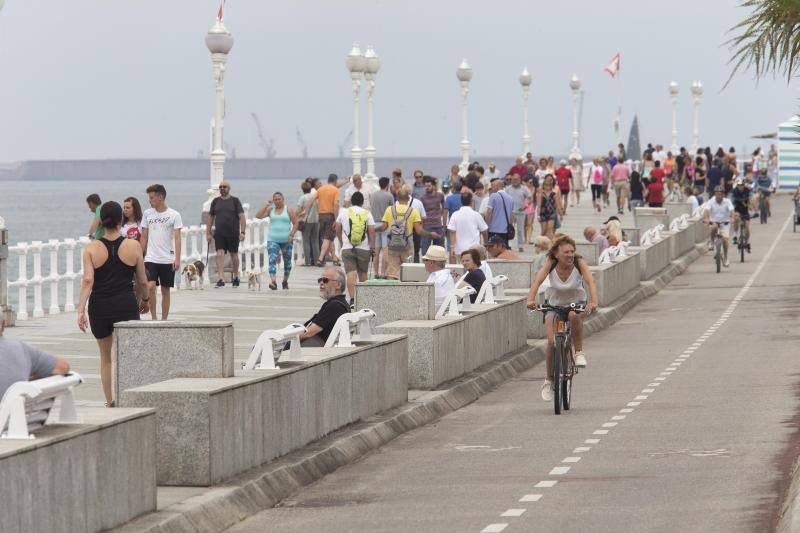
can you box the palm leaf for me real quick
[725,0,800,86]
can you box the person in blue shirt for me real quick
[484,178,516,248]
[443,180,464,252]
[754,169,774,219]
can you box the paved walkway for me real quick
[223,200,799,532]
[3,194,630,404]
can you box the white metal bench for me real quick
[243,323,307,370]
[325,309,376,348]
[475,274,509,305]
[436,286,476,318]
[0,372,83,439]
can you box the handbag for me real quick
[502,195,515,240]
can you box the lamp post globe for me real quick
[346,44,365,176]
[456,59,473,176]
[363,46,380,185]
[203,16,234,217]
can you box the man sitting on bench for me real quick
[299,267,350,347]
[0,317,71,398]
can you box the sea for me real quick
[1,177,303,246]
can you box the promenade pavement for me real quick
[4,194,617,404]
[223,199,800,532]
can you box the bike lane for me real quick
[225,201,799,533]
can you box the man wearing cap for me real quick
[486,162,500,183]
[421,245,455,309]
[486,235,520,260]
[731,178,752,251]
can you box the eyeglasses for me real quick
[317,277,331,284]
[219,186,229,189]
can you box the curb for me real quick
[114,243,707,533]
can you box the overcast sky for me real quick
[0,0,796,162]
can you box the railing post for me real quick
[30,241,44,318]
[14,243,28,321]
[0,221,14,325]
[63,239,77,312]
[47,239,61,315]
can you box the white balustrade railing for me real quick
[6,215,284,320]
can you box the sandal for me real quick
[333,260,341,266]
[315,259,325,267]
[269,281,278,290]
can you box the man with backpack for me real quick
[335,191,376,307]
[375,189,439,280]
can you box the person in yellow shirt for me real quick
[375,189,438,280]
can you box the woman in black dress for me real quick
[78,201,149,406]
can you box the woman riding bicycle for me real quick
[527,234,598,401]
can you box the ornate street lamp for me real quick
[669,81,679,155]
[569,74,582,161]
[456,59,473,177]
[345,44,365,176]
[691,80,703,153]
[519,67,532,156]
[363,46,380,184]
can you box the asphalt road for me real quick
[225,198,800,533]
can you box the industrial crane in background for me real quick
[296,128,308,159]
[337,129,353,159]
[250,113,277,158]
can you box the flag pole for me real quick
[616,68,622,146]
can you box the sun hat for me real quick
[421,245,448,262]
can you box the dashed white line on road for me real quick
[481,524,508,532]
[549,466,571,475]
[612,415,626,420]
[620,408,634,413]
[562,457,581,463]
[519,494,542,502]
[501,509,526,517]
[602,422,618,427]
[593,429,610,435]
[627,402,641,407]
[585,439,600,444]
[642,389,655,393]
[535,480,557,488]
[573,447,592,453]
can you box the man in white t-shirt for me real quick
[343,174,377,210]
[141,184,183,320]
[653,144,667,165]
[702,185,735,267]
[447,191,488,262]
[335,191,375,306]
[421,245,455,309]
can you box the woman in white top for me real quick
[527,234,598,402]
[121,197,143,243]
[569,158,584,207]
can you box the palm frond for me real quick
[725,0,800,87]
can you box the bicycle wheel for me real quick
[715,237,721,273]
[759,196,767,224]
[553,336,563,415]
[739,231,745,263]
[562,340,573,411]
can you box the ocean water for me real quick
[0,177,303,245]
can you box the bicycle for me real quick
[736,216,749,263]
[711,222,727,273]
[758,191,769,224]
[538,303,585,415]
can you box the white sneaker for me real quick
[541,380,553,401]
[575,351,587,368]
[723,258,730,268]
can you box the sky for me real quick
[0,0,797,162]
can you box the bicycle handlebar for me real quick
[536,303,587,314]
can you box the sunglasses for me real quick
[317,277,332,284]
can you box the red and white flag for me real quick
[216,0,226,21]
[605,53,621,78]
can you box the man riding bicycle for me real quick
[526,234,598,402]
[754,169,774,218]
[731,178,752,252]
[703,185,735,268]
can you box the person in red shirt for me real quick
[646,175,664,207]
[509,156,528,178]
[649,160,666,183]
[554,160,572,215]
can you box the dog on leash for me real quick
[182,261,206,289]
[245,270,262,291]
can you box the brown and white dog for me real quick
[182,261,206,289]
[245,270,262,291]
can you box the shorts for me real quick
[319,213,336,241]
[342,248,371,274]
[385,246,412,279]
[539,213,556,223]
[88,295,139,339]
[711,222,730,239]
[145,261,176,288]
[374,230,389,249]
[734,208,750,221]
[214,232,240,254]
[613,181,630,198]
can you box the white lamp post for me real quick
[363,46,380,185]
[519,67,532,156]
[346,44,365,176]
[569,74,582,161]
[456,59,473,177]
[669,81,679,155]
[690,81,703,154]
[203,12,234,214]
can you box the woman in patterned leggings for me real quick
[256,192,299,290]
